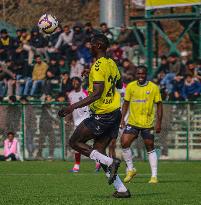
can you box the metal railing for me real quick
[0,101,200,160]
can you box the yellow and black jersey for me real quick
[88,57,121,114]
[124,81,162,128]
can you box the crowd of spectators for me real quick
[0,22,142,103]
[153,53,201,101]
[0,21,200,103]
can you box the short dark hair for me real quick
[122,58,130,64]
[85,22,92,27]
[71,77,82,84]
[34,55,41,59]
[91,34,110,50]
[7,132,14,136]
[160,55,167,60]
[186,60,194,65]
[137,65,147,73]
[1,29,7,34]
[100,22,107,27]
[169,52,179,58]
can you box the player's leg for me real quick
[95,138,117,173]
[142,129,158,183]
[121,125,138,183]
[69,121,114,167]
[69,125,81,173]
[93,136,130,198]
[69,152,81,173]
[109,138,116,158]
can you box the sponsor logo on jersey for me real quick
[126,125,131,130]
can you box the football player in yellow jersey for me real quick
[58,34,130,198]
[120,65,163,184]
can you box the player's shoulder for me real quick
[148,81,160,89]
[126,80,137,88]
[92,57,106,71]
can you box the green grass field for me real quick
[0,161,201,205]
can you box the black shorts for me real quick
[83,109,121,139]
[123,124,154,140]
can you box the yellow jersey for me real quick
[88,57,121,114]
[124,81,162,128]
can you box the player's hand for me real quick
[155,123,161,133]
[58,105,74,118]
[120,119,126,129]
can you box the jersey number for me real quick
[106,75,117,97]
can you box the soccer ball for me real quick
[38,14,58,34]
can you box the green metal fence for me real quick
[0,101,201,161]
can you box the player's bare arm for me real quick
[120,100,129,128]
[155,101,163,133]
[58,82,104,117]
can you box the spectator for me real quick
[55,25,74,58]
[171,75,184,101]
[185,60,196,76]
[116,25,137,46]
[67,44,78,63]
[61,72,72,96]
[182,74,201,101]
[23,55,48,97]
[48,25,63,47]
[13,29,22,49]
[72,23,86,47]
[168,52,186,76]
[58,58,70,74]
[30,27,49,62]
[121,58,136,84]
[83,22,99,40]
[160,52,186,95]
[154,55,169,78]
[109,41,123,65]
[0,132,22,161]
[20,29,32,65]
[43,57,60,97]
[70,58,84,79]
[195,66,201,83]
[55,25,73,49]
[0,29,14,61]
[77,40,92,67]
[100,22,114,43]
[3,60,16,98]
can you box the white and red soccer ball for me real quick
[38,14,58,34]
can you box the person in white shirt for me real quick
[68,77,89,172]
[70,59,84,79]
[55,25,74,49]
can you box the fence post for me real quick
[186,103,190,161]
[60,118,65,160]
[21,104,25,160]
